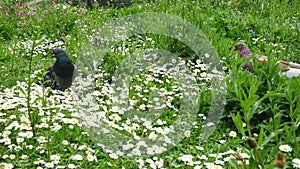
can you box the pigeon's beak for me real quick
[52,54,55,58]
[232,47,237,52]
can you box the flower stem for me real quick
[253,148,265,169]
[27,40,36,138]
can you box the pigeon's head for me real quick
[233,42,248,51]
[52,48,68,59]
[233,42,252,58]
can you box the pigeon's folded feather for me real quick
[52,65,77,90]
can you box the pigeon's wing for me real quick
[52,72,70,90]
[53,66,77,91]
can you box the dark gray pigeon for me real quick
[44,48,77,90]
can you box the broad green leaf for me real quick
[257,127,265,147]
[231,112,245,136]
[260,129,283,148]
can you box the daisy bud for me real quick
[247,138,258,149]
[275,152,286,168]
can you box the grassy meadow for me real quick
[0,0,300,168]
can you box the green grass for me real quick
[0,0,300,168]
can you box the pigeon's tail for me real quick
[44,67,57,89]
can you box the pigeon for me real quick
[44,48,77,90]
[232,42,256,73]
[233,42,300,77]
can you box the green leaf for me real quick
[231,112,245,136]
[249,157,258,168]
[257,127,265,147]
[229,159,240,169]
[260,129,283,148]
